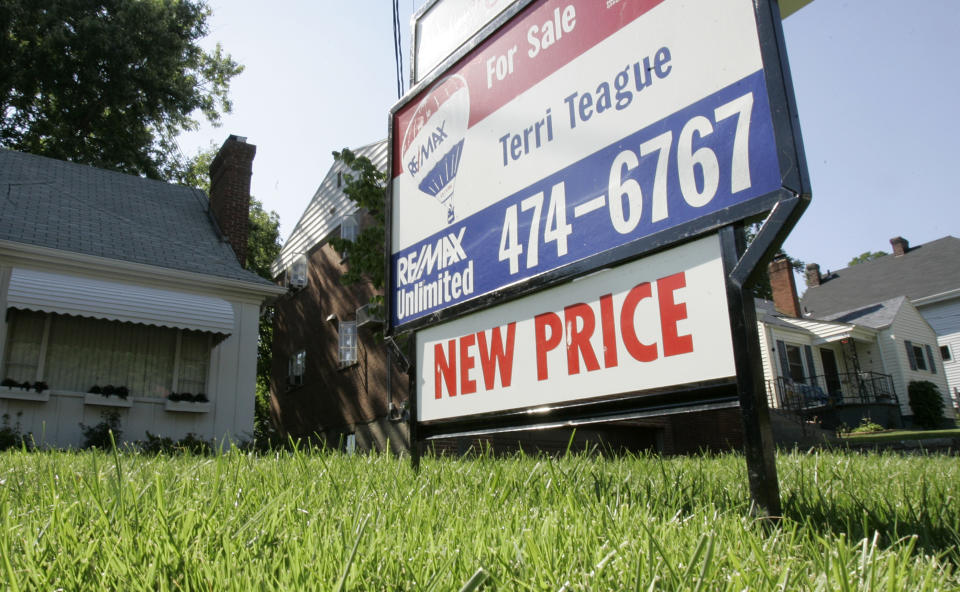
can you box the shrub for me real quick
[850,417,884,434]
[140,431,212,455]
[79,410,122,449]
[0,412,32,450]
[908,380,945,430]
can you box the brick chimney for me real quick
[890,236,909,257]
[768,254,801,317]
[209,135,256,266]
[805,263,821,288]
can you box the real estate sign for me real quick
[416,234,734,422]
[391,0,785,331]
[413,0,515,84]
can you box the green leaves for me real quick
[0,0,242,180]
[329,148,388,292]
[848,251,887,267]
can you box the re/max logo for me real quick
[397,227,467,285]
[406,121,448,175]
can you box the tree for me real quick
[848,251,886,266]
[744,222,806,299]
[246,200,282,443]
[0,0,241,180]
[175,146,282,442]
[328,148,388,297]
[908,380,945,430]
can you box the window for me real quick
[776,340,816,385]
[340,214,358,242]
[177,331,211,395]
[2,310,210,398]
[338,321,358,368]
[905,340,938,374]
[288,350,306,386]
[913,345,928,371]
[784,344,806,382]
[942,345,952,361]
[2,311,46,382]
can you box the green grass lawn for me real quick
[1,448,958,590]
[839,427,960,444]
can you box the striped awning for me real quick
[6,268,235,335]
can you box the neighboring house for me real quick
[267,141,751,456]
[801,236,960,412]
[0,136,285,447]
[269,140,410,453]
[761,255,955,429]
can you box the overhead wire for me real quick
[392,0,404,99]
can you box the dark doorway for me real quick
[820,348,841,396]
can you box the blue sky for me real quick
[181,0,959,275]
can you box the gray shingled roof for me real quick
[801,236,960,317]
[0,148,273,286]
[819,296,905,329]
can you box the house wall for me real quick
[756,320,776,405]
[758,321,892,408]
[758,324,835,407]
[0,266,265,448]
[877,304,954,421]
[270,241,409,454]
[917,299,960,410]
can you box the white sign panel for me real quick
[391,0,780,329]
[416,234,735,422]
[414,0,515,83]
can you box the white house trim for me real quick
[0,239,286,303]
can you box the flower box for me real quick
[0,386,50,402]
[83,393,132,408]
[164,400,212,413]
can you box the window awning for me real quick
[6,268,235,335]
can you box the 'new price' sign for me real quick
[415,235,734,422]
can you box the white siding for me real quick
[272,140,388,277]
[760,325,822,408]
[876,302,954,419]
[918,299,960,407]
[0,265,10,380]
[756,320,775,404]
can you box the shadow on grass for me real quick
[780,474,960,561]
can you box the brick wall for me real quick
[270,240,409,450]
[209,135,256,266]
[768,256,801,317]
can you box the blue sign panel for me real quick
[392,69,778,325]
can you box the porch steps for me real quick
[768,410,839,449]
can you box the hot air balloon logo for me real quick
[401,74,470,224]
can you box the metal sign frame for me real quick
[388,0,809,515]
[388,0,807,334]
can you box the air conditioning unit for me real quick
[287,256,307,290]
[356,303,383,328]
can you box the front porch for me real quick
[766,371,903,430]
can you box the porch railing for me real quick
[765,371,899,412]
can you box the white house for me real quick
[762,255,955,429]
[802,236,960,413]
[0,136,285,448]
